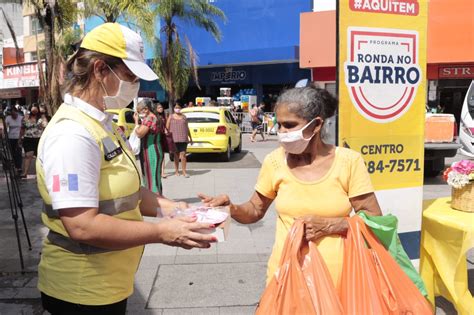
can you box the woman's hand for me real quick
[198,193,231,207]
[133,112,140,124]
[174,201,189,210]
[158,215,218,249]
[160,200,189,217]
[300,215,348,242]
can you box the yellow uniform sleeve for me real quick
[348,152,374,198]
[255,155,277,199]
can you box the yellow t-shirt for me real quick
[255,146,374,287]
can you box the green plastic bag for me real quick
[357,212,428,297]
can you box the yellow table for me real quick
[420,198,474,315]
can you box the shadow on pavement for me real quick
[165,150,262,170]
[0,175,152,314]
[186,150,249,163]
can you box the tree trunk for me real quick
[166,24,174,113]
[43,3,54,111]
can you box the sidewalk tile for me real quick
[219,306,256,314]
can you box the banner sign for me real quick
[2,62,44,88]
[438,65,474,79]
[338,0,428,232]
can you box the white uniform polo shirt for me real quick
[39,94,115,210]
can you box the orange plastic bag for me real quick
[340,216,433,315]
[256,220,343,315]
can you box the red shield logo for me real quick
[344,27,421,123]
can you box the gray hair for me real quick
[136,98,153,111]
[276,86,337,139]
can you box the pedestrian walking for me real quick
[199,86,382,290]
[250,102,265,142]
[4,106,23,175]
[20,104,44,178]
[134,99,165,194]
[167,103,193,178]
[155,103,169,179]
[35,23,216,315]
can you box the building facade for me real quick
[82,1,312,108]
[0,2,85,109]
[179,0,312,108]
[300,0,474,123]
[0,2,24,104]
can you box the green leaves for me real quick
[83,0,157,43]
[152,0,226,108]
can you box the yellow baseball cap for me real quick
[81,23,158,81]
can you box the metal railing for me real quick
[231,112,277,134]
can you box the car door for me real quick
[224,110,238,148]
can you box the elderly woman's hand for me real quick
[300,215,348,242]
[197,193,231,207]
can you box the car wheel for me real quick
[234,134,242,153]
[221,140,231,162]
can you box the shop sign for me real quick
[338,0,428,231]
[0,89,22,99]
[211,67,247,83]
[438,65,474,79]
[350,0,419,16]
[2,62,43,88]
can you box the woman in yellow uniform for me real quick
[36,23,216,314]
[200,86,382,288]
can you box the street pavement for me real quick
[0,134,472,314]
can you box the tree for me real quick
[82,0,156,44]
[152,0,226,111]
[25,0,79,114]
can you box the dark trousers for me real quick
[41,292,127,315]
[8,139,22,170]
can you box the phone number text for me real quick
[365,159,421,174]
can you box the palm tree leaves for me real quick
[153,0,225,109]
[186,0,226,42]
[83,0,157,44]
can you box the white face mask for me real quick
[277,118,317,154]
[174,108,181,114]
[101,65,140,110]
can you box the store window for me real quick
[31,17,43,35]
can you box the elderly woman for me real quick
[200,86,382,287]
[135,99,165,194]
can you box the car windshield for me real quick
[184,111,220,123]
